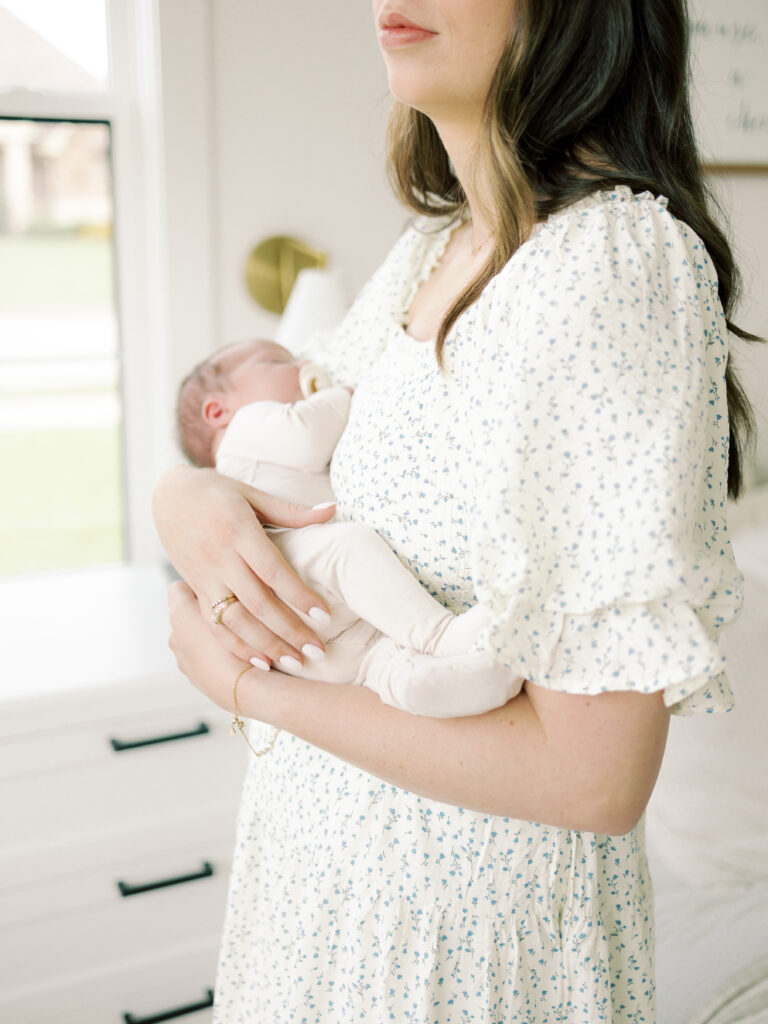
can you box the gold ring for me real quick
[210,593,237,625]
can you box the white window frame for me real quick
[0,0,215,568]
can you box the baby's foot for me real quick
[426,603,492,657]
[357,638,523,718]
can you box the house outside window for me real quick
[0,115,123,575]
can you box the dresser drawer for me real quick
[0,674,228,777]
[0,671,203,737]
[0,935,219,1024]
[55,992,213,1024]
[0,666,248,1020]
[0,832,235,928]
[1,719,247,887]
[0,845,232,1005]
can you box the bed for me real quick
[646,485,768,1024]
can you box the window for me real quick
[0,0,109,93]
[0,118,124,574]
[0,1,122,575]
[0,0,216,581]
[0,0,180,576]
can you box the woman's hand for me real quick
[152,464,336,668]
[167,580,278,722]
[167,581,246,711]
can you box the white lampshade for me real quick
[275,267,349,355]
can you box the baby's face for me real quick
[222,340,304,408]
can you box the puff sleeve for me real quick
[464,190,743,715]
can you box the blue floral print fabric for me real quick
[212,188,742,1023]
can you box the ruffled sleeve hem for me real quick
[483,594,738,715]
[662,668,733,715]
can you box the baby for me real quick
[177,339,523,717]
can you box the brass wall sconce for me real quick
[244,235,328,314]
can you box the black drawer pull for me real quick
[117,860,214,897]
[123,988,214,1024]
[110,721,210,751]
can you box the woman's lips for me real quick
[378,14,437,49]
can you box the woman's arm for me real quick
[169,581,670,835]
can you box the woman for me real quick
[154,1,757,1020]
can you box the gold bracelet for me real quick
[229,664,280,757]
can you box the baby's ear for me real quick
[201,396,234,429]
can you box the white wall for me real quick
[155,0,215,379]
[209,0,405,345]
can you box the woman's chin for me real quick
[386,77,470,126]
[385,67,441,114]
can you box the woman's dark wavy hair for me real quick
[387,0,761,499]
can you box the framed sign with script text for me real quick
[690,0,768,169]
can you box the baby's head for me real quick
[177,339,303,466]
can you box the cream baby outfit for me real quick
[214,384,346,508]
[212,188,742,1023]
[215,387,521,715]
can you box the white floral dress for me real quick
[212,188,742,1023]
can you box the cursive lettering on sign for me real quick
[690,1,768,162]
[691,20,761,47]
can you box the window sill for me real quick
[0,563,177,702]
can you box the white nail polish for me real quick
[279,655,303,672]
[250,657,271,672]
[301,644,325,661]
[308,606,331,624]
[311,501,336,510]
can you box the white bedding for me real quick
[646,485,768,1024]
[649,852,768,1023]
[692,967,768,1024]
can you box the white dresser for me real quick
[0,566,248,1024]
